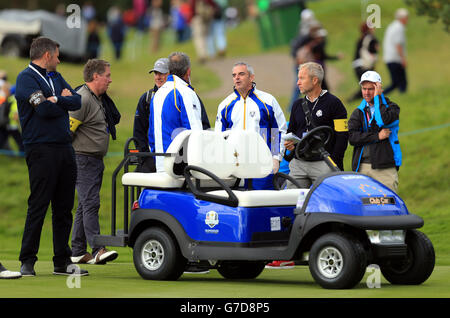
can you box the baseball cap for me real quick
[149,58,169,74]
[359,71,382,85]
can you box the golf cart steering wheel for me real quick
[294,126,333,160]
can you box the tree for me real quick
[405,0,450,32]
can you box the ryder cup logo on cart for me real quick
[205,211,219,228]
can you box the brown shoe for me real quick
[71,253,94,264]
[89,248,118,265]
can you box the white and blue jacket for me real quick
[215,85,287,160]
[149,74,203,171]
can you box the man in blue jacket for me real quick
[215,62,287,190]
[348,71,401,192]
[133,57,169,172]
[149,52,205,172]
[15,37,88,277]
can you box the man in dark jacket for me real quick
[285,62,348,188]
[348,71,401,192]
[15,37,88,277]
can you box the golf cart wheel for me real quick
[380,229,435,285]
[217,261,265,279]
[133,227,187,280]
[309,233,367,289]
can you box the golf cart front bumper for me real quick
[296,212,423,260]
[295,211,424,231]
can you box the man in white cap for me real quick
[133,57,170,172]
[348,71,402,192]
[383,8,409,94]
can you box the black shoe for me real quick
[20,263,36,277]
[184,262,210,274]
[53,264,89,276]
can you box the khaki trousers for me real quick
[359,163,398,193]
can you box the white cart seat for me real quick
[225,129,273,179]
[207,189,308,207]
[122,130,297,203]
[122,172,184,188]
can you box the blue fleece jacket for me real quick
[15,63,81,151]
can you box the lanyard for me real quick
[304,92,322,131]
[365,94,388,128]
[365,103,374,126]
[28,64,56,96]
[365,108,371,126]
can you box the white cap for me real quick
[360,71,382,85]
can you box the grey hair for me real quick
[299,62,324,84]
[233,62,255,76]
[83,59,110,82]
[168,52,191,78]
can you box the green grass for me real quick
[0,0,449,297]
[1,260,449,298]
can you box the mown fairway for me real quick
[1,259,449,298]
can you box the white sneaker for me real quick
[0,264,22,279]
[71,253,94,264]
[88,248,118,264]
[0,270,22,279]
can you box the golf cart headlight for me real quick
[366,230,405,244]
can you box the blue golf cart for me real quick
[94,126,435,289]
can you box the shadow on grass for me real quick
[179,275,376,290]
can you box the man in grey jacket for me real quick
[69,59,118,265]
